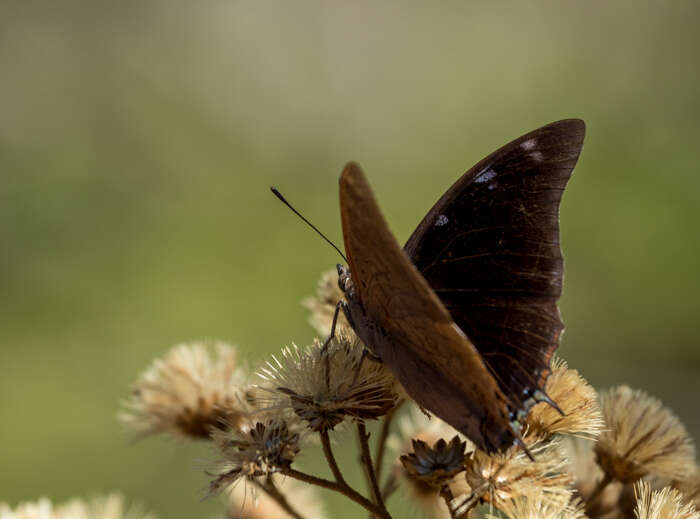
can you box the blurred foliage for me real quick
[0,1,698,518]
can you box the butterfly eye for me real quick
[336,264,352,292]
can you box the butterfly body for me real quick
[336,120,585,453]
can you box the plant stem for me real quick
[250,477,305,519]
[320,429,346,485]
[585,472,614,517]
[440,485,458,519]
[356,422,389,517]
[284,468,393,519]
[381,473,398,501]
[374,400,403,482]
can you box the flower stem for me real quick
[374,400,403,483]
[356,422,389,517]
[320,429,346,485]
[585,472,614,516]
[250,477,305,519]
[284,468,393,519]
[440,485,458,519]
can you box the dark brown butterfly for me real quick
[336,119,585,454]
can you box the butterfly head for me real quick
[336,264,355,295]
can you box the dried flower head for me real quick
[209,420,300,494]
[389,405,470,519]
[120,342,249,439]
[634,481,700,519]
[302,269,350,336]
[254,331,397,432]
[595,385,695,483]
[401,436,467,488]
[489,489,586,519]
[223,474,326,519]
[526,357,604,440]
[675,471,700,511]
[458,437,572,515]
[0,494,156,519]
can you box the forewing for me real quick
[404,119,585,410]
[340,163,512,450]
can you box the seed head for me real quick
[459,437,572,514]
[390,405,470,518]
[634,481,700,519]
[120,342,249,439]
[488,489,586,519]
[401,436,467,488]
[254,331,398,432]
[302,269,350,336]
[595,386,695,483]
[0,494,156,519]
[526,357,604,440]
[209,420,301,494]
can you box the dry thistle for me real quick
[209,420,301,494]
[389,405,470,519]
[0,494,156,519]
[119,342,249,439]
[634,481,700,519]
[254,331,397,432]
[223,473,326,519]
[526,357,603,440]
[401,436,467,488]
[489,489,586,519]
[595,385,695,483]
[302,268,350,336]
[675,471,700,511]
[458,437,573,515]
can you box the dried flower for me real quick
[389,405,470,518]
[489,489,586,519]
[0,494,156,519]
[634,481,700,519]
[209,420,301,494]
[254,331,397,432]
[675,471,700,511]
[526,357,604,440]
[401,436,467,488]
[120,342,249,439]
[223,474,326,519]
[458,437,572,515]
[302,269,351,336]
[595,386,695,483]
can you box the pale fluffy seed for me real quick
[595,386,695,483]
[527,357,604,440]
[119,342,249,439]
[634,481,700,519]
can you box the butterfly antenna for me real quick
[270,187,348,263]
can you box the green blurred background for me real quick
[1,1,698,517]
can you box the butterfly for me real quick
[335,119,585,454]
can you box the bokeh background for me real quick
[1,1,699,517]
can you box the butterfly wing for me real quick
[340,162,513,451]
[404,119,585,413]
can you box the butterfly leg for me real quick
[508,422,535,461]
[320,301,344,391]
[533,389,565,416]
[348,347,382,389]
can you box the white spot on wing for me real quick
[530,151,544,162]
[474,168,497,183]
[521,138,536,150]
[435,214,449,226]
